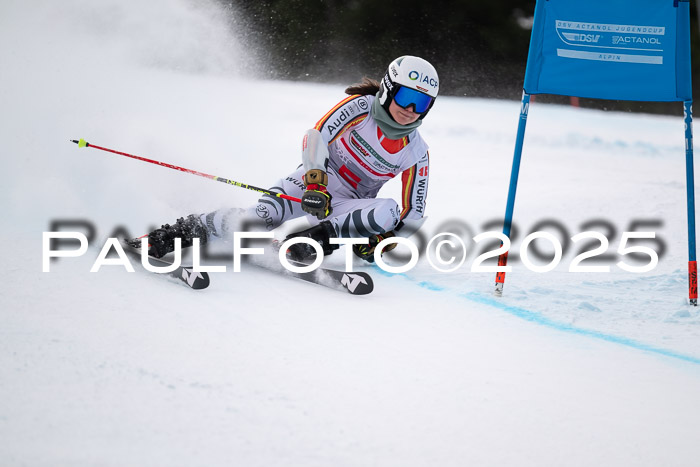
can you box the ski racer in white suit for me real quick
[144,56,439,263]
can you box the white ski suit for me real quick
[203,94,430,239]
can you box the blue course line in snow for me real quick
[417,281,446,291]
[463,291,700,366]
[374,268,700,366]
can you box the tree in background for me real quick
[222,0,699,114]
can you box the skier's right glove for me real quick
[301,169,332,219]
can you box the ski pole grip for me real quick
[70,139,89,148]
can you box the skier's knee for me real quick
[374,199,401,232]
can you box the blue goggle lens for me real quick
[393,86,434,113]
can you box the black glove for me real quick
[353,231,397,263]
[301,169,332,219]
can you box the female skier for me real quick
[143,55,439,263]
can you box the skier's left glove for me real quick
[301,169,332,219]
[353,231,397,263]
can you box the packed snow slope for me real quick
[2,1,700,466]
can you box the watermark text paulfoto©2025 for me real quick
[43,226,662,275]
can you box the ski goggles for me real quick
[392,85,434,113]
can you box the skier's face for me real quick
[388,99,421,125]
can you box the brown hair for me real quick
[345,77,380,96]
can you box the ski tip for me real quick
[70,138,88,148]
[339,271,374,295]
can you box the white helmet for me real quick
[378,56,439,119]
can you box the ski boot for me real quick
[142,214,209,258]
[352,231,397,263]
[283,220,339,262]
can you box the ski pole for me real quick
[70,138,302,203]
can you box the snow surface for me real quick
[2,1,700,466]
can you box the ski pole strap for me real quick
[71,139,301,203]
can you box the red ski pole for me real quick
[71,138,302,203]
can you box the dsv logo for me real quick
[562,32,601,43]
[408,70,438,88]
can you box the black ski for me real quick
[122,242,211,290]
[121,239,370,294]
[247,257,374,295]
